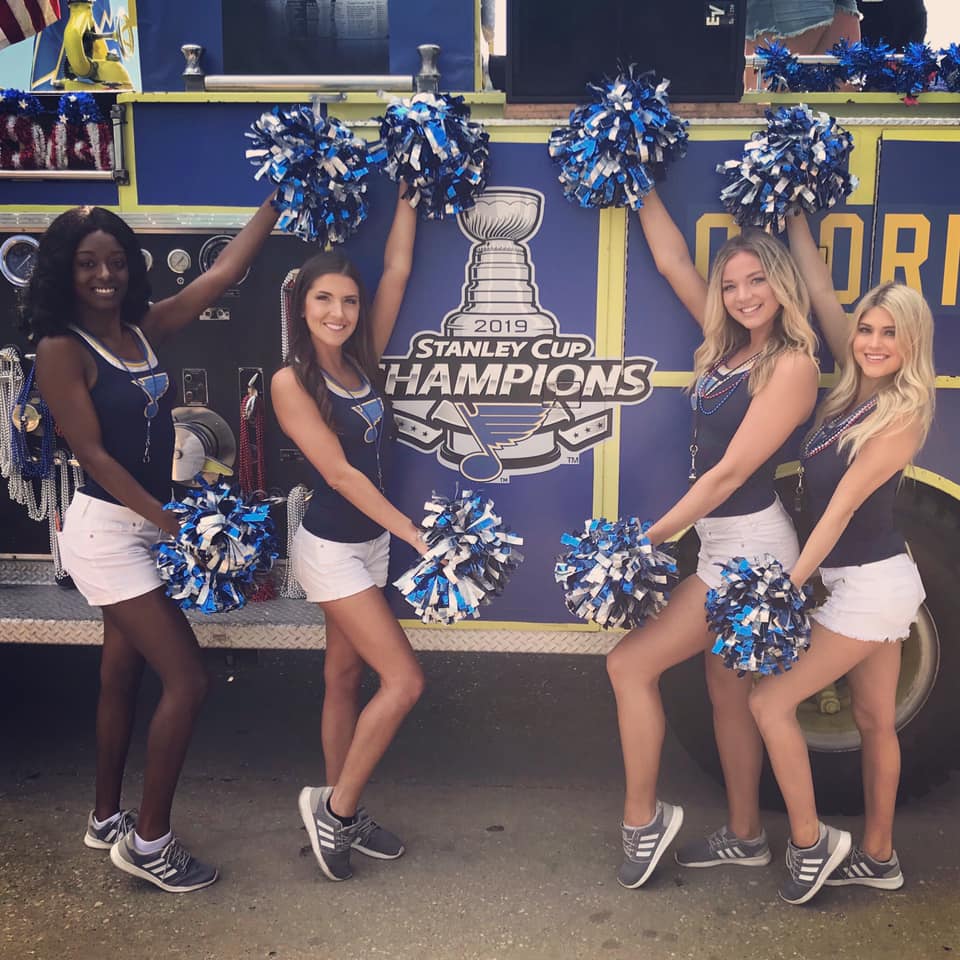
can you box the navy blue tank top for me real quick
[802,407,905,568]
[692,367,782,518]
[69,324,175,505]
[302,369,390,543]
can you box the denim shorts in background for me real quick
[746,0,861,41]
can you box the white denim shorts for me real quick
[812,553,925,643]
[57,491,163,607]
[694,497,800,590]
[291,526,390,603]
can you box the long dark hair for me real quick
[285,251,390,432]
[20,206,151,340]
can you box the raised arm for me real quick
[789,421,922,585]
[271,366,426,553]
[35,337,179,536]
[785,211,851,365]
[635,189,708,327]
[644,352,819,545]
[141,192,280,343]
[370,182,418,359]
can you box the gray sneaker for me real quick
[109,832,218,893]
[825,845,904,890]
[299,785,359,881]
[83,809,136,850]
[617,801,684,889]
[780,822,852,905]
[352,805,405,860]
[675,825,772,868]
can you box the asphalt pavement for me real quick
[1,645,958,960]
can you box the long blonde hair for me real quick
[692,231,817,393]
[812,282,936,463]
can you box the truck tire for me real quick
[660,481,960,816]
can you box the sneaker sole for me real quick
[83,833,113,850]
[108,844,219,894]
[676,850,772,868]
[618,806,685,890]
[779,830,853,905]
[298,787,351,882]
[825,874,904,890]
[352,840,405,860]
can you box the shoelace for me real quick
[707,829,733,854]
[785,842,820,884]
[353,809,378,844]
[622,824,657,861]
[161,838,193,874]
[115,810,137,839]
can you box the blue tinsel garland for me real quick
[0,88,43,117]
[547,66,688,210]
[393,491,523,624]
[554,517,678,629]
[717,105,858,233]
[372,92,489,220]
[57,92,102,125]
[245,106,373,244]
[154,481,278,614]
[706,555,812,675]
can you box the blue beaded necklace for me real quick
[688,352,761,482]
[793,395,878,512]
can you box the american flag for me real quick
[0,0,60,49]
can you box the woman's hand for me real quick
[156,509,182,539]
[402,519,429,556]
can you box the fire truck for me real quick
[0,0,957,816]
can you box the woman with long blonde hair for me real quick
[748,212,936,905]
[606,190,819,888]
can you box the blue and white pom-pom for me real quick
[717,105,858,233]
[547,66,688,210]
[57,92,102,124]
[938,44,960,93]
[393,491,523,624]
[245,106,373,244]
[154,481,278,614]
[706,555,812,675]
[554,517,678,629]
[372,92,489,219]
[831,38,898,92]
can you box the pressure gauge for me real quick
[0,234,39,287]
[141,248,153,272]
[199,235,250,285]
[167,249,192,274]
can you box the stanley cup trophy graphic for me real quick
[388,187,626,483]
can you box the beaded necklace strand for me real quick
[688,351,761,482]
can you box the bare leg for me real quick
[846,643,902,861]
[94,611,146,820]
[101,588,209,840]
[321,587,424,818]
[606,575,713,826]
[749,623,874,847]
[704,651,763,839]
[320,616,363,785]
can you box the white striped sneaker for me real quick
[109,832,218,893]
[83,808,136,850]
[298,785,359,881]
[779,822,852,905]
[675,825,772,868]
[825,845,904,890]
[617,801,684,889]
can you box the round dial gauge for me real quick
[0,234,39,287]
[167,249,192,274]
[199,235,250,285]
[141,248,153,272]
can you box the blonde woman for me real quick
[748,211,937,905]
[607,190,819,888]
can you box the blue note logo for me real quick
[352,394,384,443]
[381,188,656,482]
[134,371,169,419]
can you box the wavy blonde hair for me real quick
[692,231,817,394]
[812,282,936,463]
